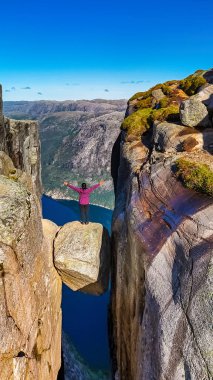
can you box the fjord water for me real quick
[42,195,112,370]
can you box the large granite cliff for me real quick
[0,152,62,379]
[0,86,111,379]
[110,69,213,380]
[1,87,42,199]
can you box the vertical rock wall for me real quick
[0,86,61,379]
[0,154,62,379]
[0,88,42,198]
[110,71,213,380]
[0,85,5,149]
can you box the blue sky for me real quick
[1,0,212,100]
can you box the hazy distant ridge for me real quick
[4,99,127,208]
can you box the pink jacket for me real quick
[67,183,100,205]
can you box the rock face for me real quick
[0,86,4,144]
[3,118,42,198]
[154,121,213,154]
[110,69,213,380]
[180,98,211,127]
[0,161,62,379]
[194,84,213,111]
[0,152,110,378]
[54,221,110,295]
[0,89,42,199]
[0,85,112,379]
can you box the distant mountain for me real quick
[4,99,126,119]
[4,99,127,208]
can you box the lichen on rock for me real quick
[175,158,213,196]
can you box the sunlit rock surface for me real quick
[0,86,42,199]
[54,221,111,295]
[110,69,213,380]
[180,98,211,127]
[0,165,62,379]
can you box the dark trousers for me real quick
[80,204,89,223]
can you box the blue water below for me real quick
[42,195,112,370]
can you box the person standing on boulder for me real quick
[63,180,105,224]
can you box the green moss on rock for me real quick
[129,83,175,102]
[134,97,153,110]
[121,108,152,136]
[179,73,206,96]
[151,105,180,123]
[125,69,206,138]
[175,158,213,196]
[159,97,171,108]
[121,105,180,136]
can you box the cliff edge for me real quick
[0,85,111,379]
[0,85,42,199]
[110,69,213,380]
[0,153,62,379]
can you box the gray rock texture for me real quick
[0,162,62,380]
[111,136,213,380]
[54,221,110,295]
[195,84,213,111]
[0,90,42,198]
[152,88,165,101]
[110,70,213,380]
[180,98,211,128]
[154,121,213,154]
[4,118,42,198]
[0,86,4,145]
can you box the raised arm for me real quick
[88,180,105,193]
[64,182,81,193]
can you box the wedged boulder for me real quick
[54,221,111,295]
[180,98,211,127]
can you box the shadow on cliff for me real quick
[138,289,162,379]
[169,239,212,379]
[111,133,121,194]
[203,69,213,84]
[57,350,65,380]
[202,93,213,154]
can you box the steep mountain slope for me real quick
[4,99,126,208]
